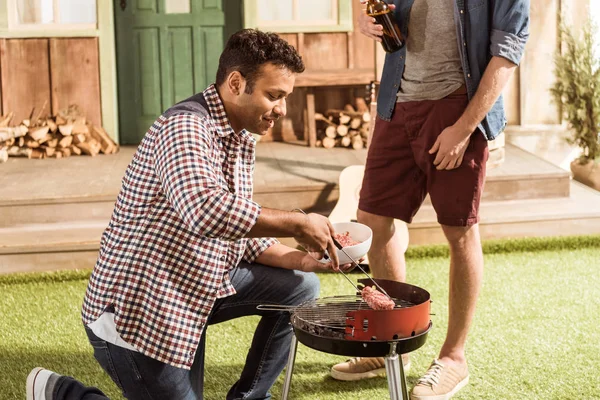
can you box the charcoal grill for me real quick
[261,278,432,400]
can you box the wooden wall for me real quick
[263,0,377,142]
[519,0,562,125]
[499,0,590,126]
[0,38,101,126]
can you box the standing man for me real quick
[331,1,530,399]
[28,29,349,400]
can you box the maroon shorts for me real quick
[359,92,488,227]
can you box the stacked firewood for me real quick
[0,105,118,163]
[315,98,371,150]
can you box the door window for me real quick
[13,0,97,27]
[245,0,352,33]
[165,0,191,14]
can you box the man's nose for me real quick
[274,99,286,117]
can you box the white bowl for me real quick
[331,222,372,265]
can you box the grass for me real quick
[1,238,600,399]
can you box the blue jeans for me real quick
[86,262,320,400]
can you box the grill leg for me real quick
[385,351,409,400]
[281,334,298,400]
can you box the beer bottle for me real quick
[366,0,405,53]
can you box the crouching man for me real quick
[27,29,350,400]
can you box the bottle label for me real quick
[367,10,391,17]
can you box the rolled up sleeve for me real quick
[490,0,530,65]
[154,114,261,241]
[243,237,279,264]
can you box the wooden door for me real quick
[115,0,225,144]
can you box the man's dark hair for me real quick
[216,29,305,93]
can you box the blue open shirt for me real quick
[377,0,530,140]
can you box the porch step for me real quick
[0,251,100,275]
[2,181,599,275]
[0,221,105,274]
[0,142,585,275]
[254,143,571,212]
[482,145,570,201]
[277,180,600,249]
[407,181,600,245]
[0,221,104,254]
[1,201,115,226]
[0,148,131,227]
[0,143,570,221]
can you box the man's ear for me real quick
[227,71,246,96]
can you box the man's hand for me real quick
[253,243,353,273]
[430,56,518,169]
[302,252,364,273]
[294,213,339,268]
[358,1,396,42]
[429,124,472,170]
[300,252,357,273]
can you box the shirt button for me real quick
[467,73,471,78]
[463,42,467,46]
[460,9,464,14]
[221,255,226,261]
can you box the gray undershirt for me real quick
[396,0,465,102]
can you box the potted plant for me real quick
[551,18,600,190]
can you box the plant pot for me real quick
[570,160,600,190]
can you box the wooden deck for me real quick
[2,138,600,274]
[0,141,571,212]
[0,142,366,207]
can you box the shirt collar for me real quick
[203,84,253,142]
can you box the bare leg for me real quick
[328,210,413,379]
[438,223,484,369]
[357,209,408,282]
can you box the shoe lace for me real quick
[417,360,445,387]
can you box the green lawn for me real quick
[2,241,600,399]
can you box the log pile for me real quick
[315,98,371,150]
[0,105,118,163]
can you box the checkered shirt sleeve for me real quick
[244,237,279,263]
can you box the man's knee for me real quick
[295,271,320,303]
[357,209,394,231]
[441,224,480,248]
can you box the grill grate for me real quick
[293,295,415,334]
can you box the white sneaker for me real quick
[26,367,60,400]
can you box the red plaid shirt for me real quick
[82,85,277,369]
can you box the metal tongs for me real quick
[330,236,395,301]
[292,209,395,302]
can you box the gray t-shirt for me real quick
[396,0,465,102]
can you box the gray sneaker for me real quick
[26,367,61,400]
